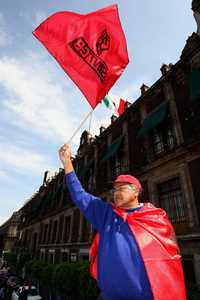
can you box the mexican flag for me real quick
[103,94,126,116]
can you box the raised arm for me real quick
[59,144,109,231]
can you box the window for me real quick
[47,221,52,243]
[62,252,69,262]
[113,155,122,176]
[70,253,77,262]
[57,216,64,243]
[44,251,48,262]
[82,217,90,242]
[157,178,186,223]
[110,138,125,178]
[152,131,164,155]
[32,233,38,252]
[52,220,58,243]
[152,125,176,156]
[43,224,48,244]
[166,127,175,150]
[49,253,54,264]
[40,251,44,261]
[64,216,71,243]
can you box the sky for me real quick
[0,0,196,226]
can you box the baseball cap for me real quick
[114,174,142,191]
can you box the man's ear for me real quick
[134,191,139,199]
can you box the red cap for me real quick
[114,174,142,191]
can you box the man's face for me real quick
[113,182,139,209]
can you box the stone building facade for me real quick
[0,212,21,256]
[1,0,200,285]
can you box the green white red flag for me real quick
[103,94,126,116]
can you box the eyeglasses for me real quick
[110,184,137,193]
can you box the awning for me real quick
[190,69,200,102]
[101,135,124,162]
[137,102,169,139]
[79,159,94,178]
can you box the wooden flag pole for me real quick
[67,109,94,145]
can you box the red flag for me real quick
[33,5,129,109]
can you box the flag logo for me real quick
[69,36,108,82]
[96,29,110,56]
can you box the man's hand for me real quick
[59,144,74,174]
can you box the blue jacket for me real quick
[66,171,153,300]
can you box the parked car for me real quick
[11,286,42,300]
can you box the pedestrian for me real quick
[0,287,5,299]
[59,144,186,300]
[18,287,28,300]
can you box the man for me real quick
[59,144,186,300]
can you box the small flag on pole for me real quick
[103,94,126,116]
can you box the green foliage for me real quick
[31,260,47,281]
[187,284,200,300]
[24,260,35,274]
[53,262,81,295]
[16,251,31,272]
[41,263,55,286]
[4,250,32,275]
[4,252,17,267]
[78,261,99,298]
[28,260,99,298]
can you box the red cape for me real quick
[90,203,186,300]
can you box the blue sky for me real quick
[0,0,196,225]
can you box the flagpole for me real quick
[67,109,94,145]
[88,110,93,134]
